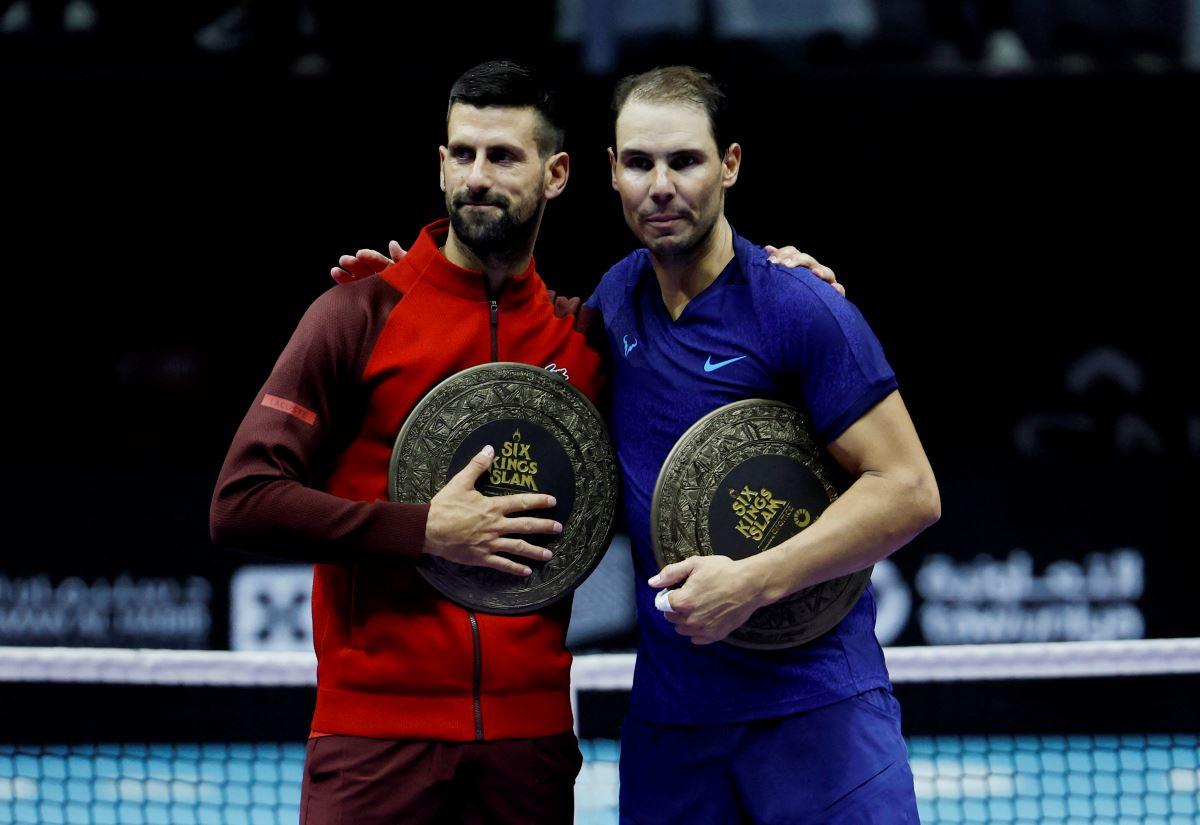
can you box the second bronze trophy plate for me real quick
[651,399,871,648]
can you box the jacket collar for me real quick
[385,218,541,306]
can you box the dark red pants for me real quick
[299,732,583,825]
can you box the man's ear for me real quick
[438,145,447,192]
[608,147,618,191]
[722,143,742,189]
[544,151,570,201]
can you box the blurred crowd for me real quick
[557,0,1196,74]
[1,0,1195,77]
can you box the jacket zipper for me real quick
[469,611,483,740]
[470,296,499,742]
[489,299,499,361]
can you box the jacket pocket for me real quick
[346,559,448,654]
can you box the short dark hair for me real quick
[447,60,565,158]
[611,66,730,155]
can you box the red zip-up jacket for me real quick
[211,219,605,741]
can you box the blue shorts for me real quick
[619,688,918,824]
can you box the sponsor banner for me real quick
[0,573,212,648]
[915,548,1145,645]
[873,548,1147,647]
[230,565,313,651]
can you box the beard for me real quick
[447,190,542,259]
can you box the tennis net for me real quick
[2,639,1199,824]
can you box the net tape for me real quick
[2,638,1199,688]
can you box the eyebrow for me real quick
[618,147,705,161]
[448,140,528,157]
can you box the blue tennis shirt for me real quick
[586,229,899,725]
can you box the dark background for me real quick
[1,1,1194,651]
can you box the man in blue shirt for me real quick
[586,66,941,823]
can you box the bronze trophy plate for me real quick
[651,399,871,648]
[390,362,617,614]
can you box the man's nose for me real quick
[466,156,492,191]
[649,165,675,203]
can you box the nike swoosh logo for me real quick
[703,355,747,372]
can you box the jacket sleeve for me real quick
[210,285,427,563]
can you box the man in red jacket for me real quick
[211,61,605,825]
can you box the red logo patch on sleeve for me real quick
[261,394,318,425]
